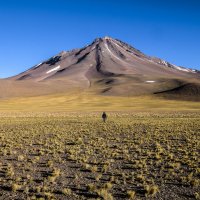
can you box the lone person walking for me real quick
[102,112,107,122]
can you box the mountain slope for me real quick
[2,36,200,99]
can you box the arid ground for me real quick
[0,94,199,200]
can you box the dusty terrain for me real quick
[0,112,199,200]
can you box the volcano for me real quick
[1,36,200,100]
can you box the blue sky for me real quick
[0,0,200,78]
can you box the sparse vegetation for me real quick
[0,112,199,199]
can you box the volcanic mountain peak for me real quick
[3,36,199,99]
[11,36,199,81]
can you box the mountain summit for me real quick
[2,36,200,99]
[12,36,198,81]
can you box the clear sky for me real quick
[0,0,200,78]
